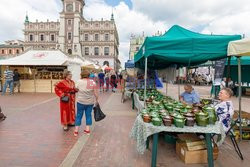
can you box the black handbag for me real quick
[93,103,106,122]
[61,95,69,103]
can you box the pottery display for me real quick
[186,117,195,126]
[152,117,162,126]
[162,115,173,126]
[143,114,151,123]
[195,111,209,127]
[173,114,186,128]
[203,106,217,125]
[136,89,219,128]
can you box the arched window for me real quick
[85,47,89,55]
[85,34,89,41]
[16,49,19,54]
[94,47,99,55]
[105,34,109,41]
[68,32,72,40]
[51,34,55,41]
[29,34,33,41]
[95,34,99,41]
[104,47,109,56]
[103,61,109,66]
[40,34,44,41]
[68,49,72,54]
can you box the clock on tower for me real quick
[66,4,73,12]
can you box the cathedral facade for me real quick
[23,0,120,70]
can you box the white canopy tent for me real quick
[228,38,250,56]
[0,50,79,66]
[228,38,250,140]
[0,50,82,82]
[0,50,85,93]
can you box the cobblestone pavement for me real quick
[0,92,110,167]
[72,91,249,167]
[0,90,249,167]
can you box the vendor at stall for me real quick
[179,84,200,104]
[215,88,234,132]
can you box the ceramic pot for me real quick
[195,111,209,127]
[203,106,217,125]
[184,112,195,118]
[160,112,168,118]
[185,105,193,112]
[162,115,173,126]
[152,117,162,126]
[174,114,186,128]
[174,108,181,113]
[186,117,195,126]
[141,109,148,118]
[143,114,151,123]
[150,112,159,119]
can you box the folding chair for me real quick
[225,117,244,160]
[210,103,244,160]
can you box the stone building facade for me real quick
[0,40,24,58]
[23,0,120,70]
[129,35,145,60]
[129,31,162,60]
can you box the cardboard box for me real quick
[176,142,218,164]
[177,134,201,142]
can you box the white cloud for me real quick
[202,11,250,36]
[84,0,167,67]
[1,0,250,68]
[0,0,59,41]
[132,0,250,37]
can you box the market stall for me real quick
[228,38,250,140]
[135,25,241,104]
[80,62,101,78]
[0,50,81,93]
[130,89,226,167]
[131,25,241,167]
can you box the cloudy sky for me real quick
[0,0,250,66]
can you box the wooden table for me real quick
[130,116,225,167]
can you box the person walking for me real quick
[2,66,14,95]
[13,69,21,93]
[110,70,117,93]
[118,72,123,85]
[105,72,110,92]
[98,70,105,92]
[55,70,78,131]
[74,72,98,136]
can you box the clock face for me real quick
[66,4,73,12]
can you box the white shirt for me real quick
[215,100,234,132]
[76,79,96,105]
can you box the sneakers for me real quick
[84,130,90,135]
[74,131,78,137]
[73,130,90,136]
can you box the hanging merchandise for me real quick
[158,65,177,83]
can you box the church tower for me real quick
[58,0,85,56]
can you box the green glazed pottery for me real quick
[152,117,162,126]
[203,106,217,125]
[173,114,186,128]
[195,111,209,127]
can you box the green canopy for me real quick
[135,25,241,69]
[227,56,250,65]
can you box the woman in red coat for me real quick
[55,71,78,131]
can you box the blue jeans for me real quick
[2,80,13,95]
[75,102,94,126]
